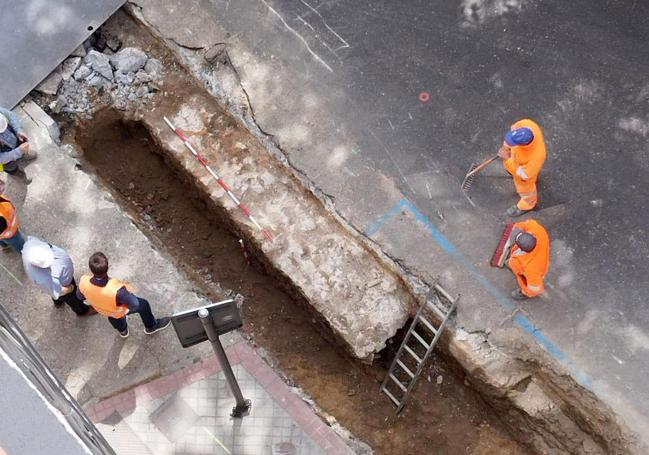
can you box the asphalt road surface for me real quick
[196,0,649,437]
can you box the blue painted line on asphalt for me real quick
[366,198,594,389]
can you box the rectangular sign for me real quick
[171,299,242,348]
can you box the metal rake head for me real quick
[461,163,477,192]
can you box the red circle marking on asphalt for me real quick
[419,91,431,102]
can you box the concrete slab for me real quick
[0,0,125,108]
[128,0,649,448]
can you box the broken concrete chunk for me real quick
[114,71,132,85]
[135,86,149,98]
[35,68,63,95]
[110,47,148,73]
[86,73,110,89]
[144,58,163,77]
[49,95,68,114]
[204,43,227,64]
[84,50,113,81]
[135,70,153,84]
[60,57,82,81]
[73,65,92,81]
[105,36,122,53]
[70,44,86,58]
[22,101,60,143]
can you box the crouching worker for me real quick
[22,236,93,315]
[0,106,37,175]
[0,193,25,252]
[77,252,171,338]
[507,219,550,300]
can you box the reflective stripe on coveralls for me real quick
[507,219,550,297]
[503,119,547,210]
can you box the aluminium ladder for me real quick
[380,283,459,414]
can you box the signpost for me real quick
[171,299,251,417]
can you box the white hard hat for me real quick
[25,244,54,268]
[0,115,7,133]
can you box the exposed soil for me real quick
[71,109,525,454]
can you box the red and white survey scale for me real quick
[163,116,274,242]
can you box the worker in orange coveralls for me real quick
[498,119,547,217]
[507,219,550,300]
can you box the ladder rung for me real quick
[427,300,447,320]
[382,387,401,406]
[403,345,422,364]
[418,315,438,335]
[389,374,407,392]
[411,330,430,350]
[396,359,415,378]
[435,284,456,304]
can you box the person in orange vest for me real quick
[507,219,550,300]
[76,252,171,338]
[497,119,547,217]
[0,193,25,252]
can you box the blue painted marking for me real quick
[366,198,594,389]
[366,200,407,237]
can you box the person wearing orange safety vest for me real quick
[77,251,171,338]
[0,193,25,252]
[507,219,550,300]
[498,119,547,217]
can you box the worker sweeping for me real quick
[506,219,550,300]
[498,119,547,217]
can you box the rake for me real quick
[461,154,498,204]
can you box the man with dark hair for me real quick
[0,193,24,252]
[77,252,170,338]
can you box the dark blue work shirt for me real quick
[76,275,142,312]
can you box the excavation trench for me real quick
[71,109,525,454]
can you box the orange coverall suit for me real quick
[507,219,550,297]
[503,119,547,210]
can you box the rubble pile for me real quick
[34,34,163,115]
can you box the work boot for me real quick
[506,205,530,217]
[119,328,130,339]
[511,289,531,300]
[1,244,11,253]
[144,317,171,335]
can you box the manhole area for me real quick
[71,110,525,454]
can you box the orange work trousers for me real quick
[505,168,538,211]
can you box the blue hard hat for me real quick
[505,127,534,146]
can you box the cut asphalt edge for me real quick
[365,198,594,389]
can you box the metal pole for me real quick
[198,308,251,417]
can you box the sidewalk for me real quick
[86,341,353,454]
[0,101,356,454]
